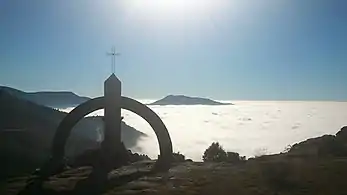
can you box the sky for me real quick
[0,0,346,101]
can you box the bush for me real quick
[226,152,240,162]
[128,151,151,163]
[173,152,185,162]
[203,142,246,163]
[203,142,227,162]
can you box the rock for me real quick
[288,126,347,158]
[336,126,347,141]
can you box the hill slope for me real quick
[0,90,145,180]
[0,86,90,108]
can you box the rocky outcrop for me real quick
[288,126,347,158]
[336,126,347,141]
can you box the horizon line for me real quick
[1,85,346,103]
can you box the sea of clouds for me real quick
[61,101,347,161]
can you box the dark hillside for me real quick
[0,90,145,180]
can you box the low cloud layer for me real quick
[61,101,347,161]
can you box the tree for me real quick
[202,142,227,162]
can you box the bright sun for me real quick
[130,0,201,14]
[122,0,227,21]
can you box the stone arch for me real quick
[52,96,172,167]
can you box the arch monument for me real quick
[38,74,173,179]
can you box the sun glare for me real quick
[131,0,201,14]
[122,0,227,22]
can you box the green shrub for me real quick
[203,142,227,162]
[203,142,246,163]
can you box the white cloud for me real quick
[61,101,347,161]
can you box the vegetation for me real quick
[203,142,227,162]
[172,152,185,162]
[203,142,245,163]
[226,151,246,162]
[3,127,347,194]
[2,88,347,194]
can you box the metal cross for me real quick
[107,46,120,74]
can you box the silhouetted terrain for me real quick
[0,90,145,180]
[0,86,90,108]
[2,87,347,194]
[149,95,232,105]
[2,127,347,195]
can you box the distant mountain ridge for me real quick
[0,86,90,108]
[149,95,232,105]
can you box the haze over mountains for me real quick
[0,86,230,107]
[0,87,145,180]
[0,86,90,108]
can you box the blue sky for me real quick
[0,0,346,100]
